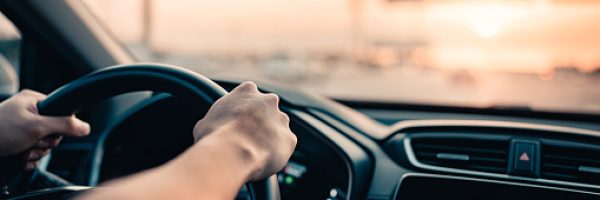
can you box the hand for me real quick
[0,90,90,170]
[193,81,297,181]
[76,82,296,200]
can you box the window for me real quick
[0,11,20,93]
[84,0,600,114]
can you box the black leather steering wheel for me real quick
[8,63,280,200]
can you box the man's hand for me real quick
[78,82,296,200]
[0,90,90,170]
[193,81,297,181]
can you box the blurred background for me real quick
[6,0,600,114]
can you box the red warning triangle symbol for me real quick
[519,152,530,161]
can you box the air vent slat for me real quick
[470,156,506,163]
[541,143,600,185]
[416,152,505,162]
[411,137,509,174]
[542,163,578,171]
[413,143,506,155]
[543,154,600,166]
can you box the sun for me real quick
[473,22,500,38]
[467,4,514,39]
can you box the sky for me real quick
[50,0,600,113]
[84,0,600,74]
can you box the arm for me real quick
[80,124,263,199]
[78,81,296,200]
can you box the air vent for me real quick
[411,137,509,173]
[541,143,600,185]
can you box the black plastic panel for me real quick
[395,174,600,200]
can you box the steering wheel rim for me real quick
[37,62,226,116]
[11,63,279,200]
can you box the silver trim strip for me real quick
[436,153,470,161]
[390,120,600,139]
[579,166,600,174]
[404,137,600,190]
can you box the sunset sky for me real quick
[85,0,600,74]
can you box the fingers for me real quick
[231,82,283,109]
[20,89,90,138]
[232,81,259,94]
[22,148,50,171]
[34,135,63,148]
[225,81,291,125]
[230,82,289,124]
[280,111,290,124]
[23,136,59,171]
[35,115,90,138]
[23,138,55,171]
[232,82,280,104]
[20,89,91,138]
[263,93,279,105]
[19,89,47,101]
[289,131,298,152]
[24,148,49,161]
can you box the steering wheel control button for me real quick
[509,139,540,177]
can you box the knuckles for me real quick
[263,93,279,105]
[236,81,259,93]
[18,89,46,99]
[19,89,36,96]
[289,132,298,147]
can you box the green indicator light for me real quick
[284,176,294,185]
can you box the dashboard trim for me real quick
[292,111,364,200]
[392,173,600,200]
[403,136,600,191]
[389,120,600,140]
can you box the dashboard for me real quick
[43,80,600,200]
[383,120,600,199]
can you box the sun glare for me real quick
[473,22,500,38]
[467,4,522,38]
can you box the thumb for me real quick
[36,115,91,137]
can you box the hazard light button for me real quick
[509,140,540,177]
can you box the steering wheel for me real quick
[6,63,280,200]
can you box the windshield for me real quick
[84,0,600,114]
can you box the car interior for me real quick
[1,0,600,200]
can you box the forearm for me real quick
[77,124,264,200]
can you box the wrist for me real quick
[199,122,268,178]
[162,123,267,198]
